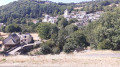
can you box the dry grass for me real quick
[31,33,41,41]
[74,7,83,10]
[0,50,120,67]
[0,32,9,38]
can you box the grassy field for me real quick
[0,50,120,67]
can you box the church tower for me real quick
[64,9,69,18]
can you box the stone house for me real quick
[2,33,33,50]
[42,15,58,24]
[17,33,34,45]
[2,33,20,49]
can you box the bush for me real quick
[0,36,4,41]
[45,40,55,48]
[40,45,52,55]
[52,47,61,54]
[63,43,77,53]
[97,39,113,50]
[5,24,21,33]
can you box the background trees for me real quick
[63,30,89,53]
[5,23,21,33]
[57,17,68,29]
[82,7,120,50]
[0,0,73,24]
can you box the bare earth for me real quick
[0,50,120,67]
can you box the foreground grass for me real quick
[0,50,120,67]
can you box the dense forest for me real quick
[0,0,73,33]
[0,0,73,24]
[78,0,120,13]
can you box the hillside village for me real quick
[0,9,104,29]
[42,9,104,26]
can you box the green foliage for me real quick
[0,0,73,24]
[0,26,5,32]
[5,23,21,33]
[63,42,77,53]
[81,0,119,12]
[97,39,112,49]
[100,1,111,6]
[63,30,89,53]
[21,22,36,33]
[0,36,4,41]
[57,17,68,29]
[65,25,78,34]
[52,47,61,54]
[83,7,120,50]
[57,29,68,50]
[68,18,78,24]
[36,23,51,39]
[36,23,58,39]
[40,45,52,55]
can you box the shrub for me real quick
[0,36,4,41]
[63,43,77,53]
[40,45,52,55]
[52,47,61,54]
[97,39,113,50]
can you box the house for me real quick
[2,33,20,49]
[63,9,104,27]
[2,33,33,50]
[42,15,58,24]
[18,33,34,45]
[32,19,39,24]
[64,9,69,18]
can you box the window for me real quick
[21,40,23,42]
[24,36,26,38]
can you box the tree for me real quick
[83,7,120,50]
[68,18,78,24]
[97,39,113,50]
[100,1,111,6]
[65,24,78,34]
[36,23,58,39]
[57,29,68,51]
[57,17,68,29]
[40,45,52,55]
[0,0,73,24]
[63,30,89,53]
[5,23,21,33]
[36,23,51,39]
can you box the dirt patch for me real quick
[0,32,9,39]
[31,33,41,41]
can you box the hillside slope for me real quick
[0,0,73,24]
